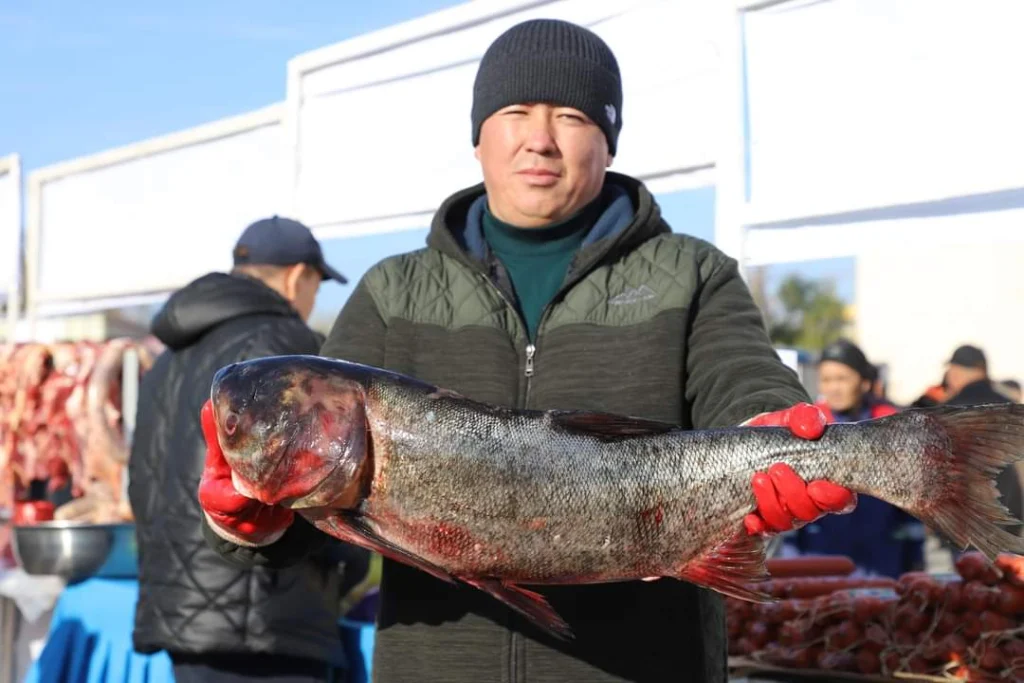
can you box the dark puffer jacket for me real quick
[128,272,355,665]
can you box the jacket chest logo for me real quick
[608,284,657,306]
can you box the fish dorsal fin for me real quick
[550,411,678,441]
[427,387,464,401]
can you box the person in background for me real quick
[815,339,898,422]
[782,339,925,578]
[942,345,1023,535]
[129,216,367,683]
[195,19,860,683]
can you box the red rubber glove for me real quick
[640,402,853,583]
[198,400,294,547]
[741,403,857,535]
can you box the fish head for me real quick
[210,356,369,510]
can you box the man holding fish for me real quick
[189,19,1013,683]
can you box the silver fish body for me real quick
[208,355,1024,639]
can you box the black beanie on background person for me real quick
[471,18,624,155]
[819,338,873,379]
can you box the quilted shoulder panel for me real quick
[364,249,522,335]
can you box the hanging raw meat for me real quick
[0,338,159,524]
[58,338,157,523]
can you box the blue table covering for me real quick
[22,578,376,683]
[339,619,375,683]
[24,578,174,683]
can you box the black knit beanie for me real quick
[471,19,623,155]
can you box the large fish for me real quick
[204,355,1024,640]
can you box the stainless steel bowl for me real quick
[11,521,138,582]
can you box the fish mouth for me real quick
[229,452,355,510]
[229,457,343,509]
[229,426,370,511]
[266,458,345,510]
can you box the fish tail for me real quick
[910,403,1024,559]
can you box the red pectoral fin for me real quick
[465,578,574,642]
[677,532,773,603]
[306,510,456,585]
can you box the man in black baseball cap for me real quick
[129,215,361,682]
[234,215,348,284]
[947,344,986,370]
[229,215,347,322]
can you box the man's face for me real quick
[475,103,612,228]
[818,361,869,413]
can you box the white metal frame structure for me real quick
[0,154,22,341]
[23,104,286,328]
[282,0,723,243]
[724,0,1024,269]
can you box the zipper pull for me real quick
[524,344,536,378]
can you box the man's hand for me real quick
[741,403,856,535]
[198,400,294,547]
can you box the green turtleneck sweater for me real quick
[482,202,597,342]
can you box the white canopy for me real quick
[24,105,288,320]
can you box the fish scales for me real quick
[364,378,930,581]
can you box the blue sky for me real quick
[0,1,852,325]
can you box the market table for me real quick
[22,578,173,683]
[338,618,375,683]
[20,577,376,683]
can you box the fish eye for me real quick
[224,412,239,436]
